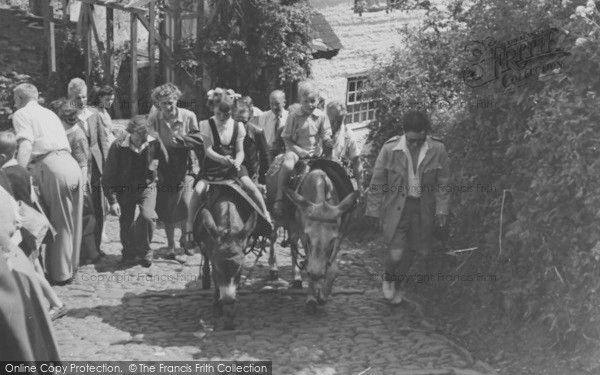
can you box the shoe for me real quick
[184,247,195,256]
[163,249,176,260]
[181,231,196,252]
[273,200,284,218]
[140,252,153,268]
[390,289,404,305]
[382,280,395,300]
[49,304,68,321]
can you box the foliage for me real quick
[43,27,104,103]
[173,0,312,108]
[363,0,600,350]
[0,72,33,131]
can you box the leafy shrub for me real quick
[362,0,600,350]
[173,0,312,112]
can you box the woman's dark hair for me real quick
[126,115,150,134]
[213,94,234,114]
[402,110,430,133]
[89,85,115,107]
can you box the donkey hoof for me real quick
[292,280,303,289]
[305,300,318,314]
[269,270,279,280]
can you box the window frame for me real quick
[345,76,377,125]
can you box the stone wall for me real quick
[308,0,426,149]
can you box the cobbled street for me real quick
[52,215,498,375]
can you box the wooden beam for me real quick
[84,3,92,87]
[130,12,138,116]
[43,0,56,76]
[105,7,114,85]
[148,0,156,91]
[173,0,181,84]
[86,4,109,75]
[196,0,204,42]
[136,13,173,61]
[78,0,145,14]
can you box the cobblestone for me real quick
[49,215,498,374]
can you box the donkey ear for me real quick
[285,188,311,210]
[334,191,359,216]
[201,209,219,238]
[240,211,258,237]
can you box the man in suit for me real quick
[365,110,450,304]
[68,78,109,254]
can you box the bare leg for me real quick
[165,223,176,257]
[240,176,272,224]
[274,152,299,214]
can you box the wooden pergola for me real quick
[42,0,205,115]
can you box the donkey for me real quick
[195,187,257,330]
[285,169,358,313]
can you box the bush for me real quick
[363,0,600,349]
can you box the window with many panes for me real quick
[345,76,377,125]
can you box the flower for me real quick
[575,5,587,16]
[575,37,588,46]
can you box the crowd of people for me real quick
[0,79,365,324]
[1,75,451,360]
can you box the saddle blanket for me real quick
[204,180,272,237]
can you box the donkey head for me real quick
[200,207,257,329]
[286,188,358,282]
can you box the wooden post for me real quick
[148,0,156,92]
[130,13,138,116]
[43,0,56,76]
[173,0,181,84]
[105,8,114,85]
[84,4,93,87]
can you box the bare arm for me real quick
[235,137,245,167]
[16,140,33,168]
[351,156,363,190]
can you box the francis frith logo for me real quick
[462,27,570,90]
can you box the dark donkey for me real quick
[195,185,258,330]
[284,163,358,313]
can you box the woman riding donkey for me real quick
[183,89,273,251]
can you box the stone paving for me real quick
[51,215,499,375]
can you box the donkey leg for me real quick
[212,282,223,318]
[268,230,279,280]
[290,239,303,289]
[305,280,318,314]
[202,253,211,290]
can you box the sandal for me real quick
[49,304,68,321]
[180,231,196,252]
